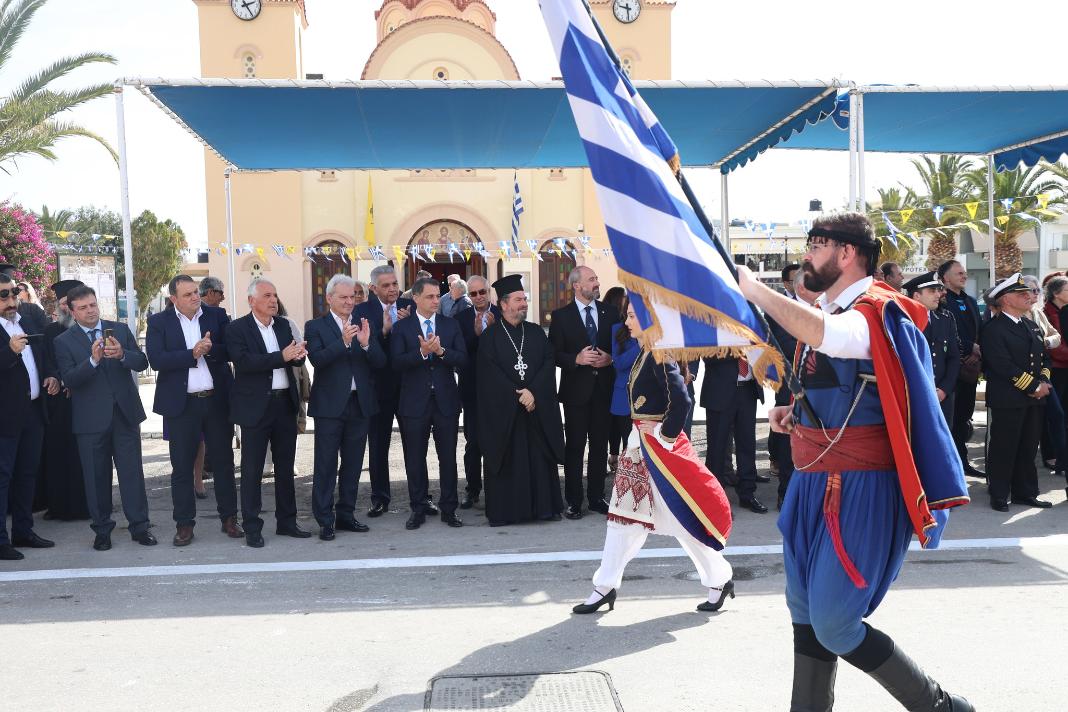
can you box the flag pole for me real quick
[578,0,817,423]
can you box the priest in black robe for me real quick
[38,280,90,520]
[477,275,564,525]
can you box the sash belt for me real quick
[791,424,895,589]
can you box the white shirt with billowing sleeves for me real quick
[813,276,874,360]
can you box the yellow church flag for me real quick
[964,202,979,219]
[393,245,406,263]
[345,247,356,261]
[364,177,375,248]
[899,209,914,224]
[1038,193,1051,210]
[996,215,1010,226]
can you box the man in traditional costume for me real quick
[573,301,734,615]
[738,212,972,711]
[477,275,564,525]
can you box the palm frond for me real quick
[0,120,117,167]
[10,52,116,101]
[0,0,46,71]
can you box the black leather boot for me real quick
[844,625,973,711]
[790,624,837,712]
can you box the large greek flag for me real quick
[511,172,524,255]
[541,0,781,383]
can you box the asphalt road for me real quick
[3,424,1066,711]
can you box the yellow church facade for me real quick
[193,0,674,326]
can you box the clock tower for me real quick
[588,0,674,79]
[191,0,308,315]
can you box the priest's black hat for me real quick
[492,274,525,300]
[51,279,84,301]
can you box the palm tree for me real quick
[870,186,919,267]
[37,204,72,235]
[963,164,1065,278]
[0,0,117,171]
[908,155,977,270]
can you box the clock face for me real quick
[613,0,641,23]
[231,0,262,21]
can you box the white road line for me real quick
[1,535,1066,583]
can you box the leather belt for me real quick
[188,389,214,398]
[270,388,290,398]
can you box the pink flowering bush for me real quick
[0,202,55,292]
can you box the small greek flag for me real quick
[511,172,524,255]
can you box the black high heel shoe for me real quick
[572,588,616,614]
[697,580,735,612]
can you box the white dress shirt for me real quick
[575,297,598,331]
[815,276,874,360]
[418,311,440,361]
[255,316,290,389]
[331,310,357,391]
[1,313,39,400]
[176,308,214,393]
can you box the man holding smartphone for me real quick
[53,285,156,551]
[0,273,59,560]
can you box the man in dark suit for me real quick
[54,285,156,550]
[0,263,47,334]
[305,274,385,541]
[454,274,501,509]
[225,278,309,548]
[391,276,467,530]
[355,265,415,517]
[0,274,59,559]
[702,354,768,513]
[548,266,619,519]
[146,274,242,547]
[940,260,984,476]
[980,273,1053,512]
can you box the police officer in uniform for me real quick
[903,272,960,425]
[980,273,1053,512]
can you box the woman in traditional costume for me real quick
[574,301,735,614]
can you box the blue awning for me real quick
[134,78,838,173]
[776,86,1068,171]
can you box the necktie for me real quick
[738,358,750,379]
[89,328,99,344]
[425,319,434,360]
[584,305,597,347]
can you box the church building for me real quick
[193,0,674,326]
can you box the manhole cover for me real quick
[425,671,622,711]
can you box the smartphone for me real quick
[103,328,114,342]
[24,333,43,341]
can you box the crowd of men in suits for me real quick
[2,252,1064,560]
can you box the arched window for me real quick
[433,66,449,80]
[243,53,256,78]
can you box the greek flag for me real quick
[511,173,524,255]
[540,0,780,382]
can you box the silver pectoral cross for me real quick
[514,355,528,380]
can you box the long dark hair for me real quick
[614,294,632,354]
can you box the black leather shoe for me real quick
[990,499,1009,512]
[754,473,772,483]
[572,588,616,614]
[93,533,111,551]
[405,512,426,530]
[246,532,265,548]
[564,505,583,520]
[460,493,479,510]
[424,499,440,515]
[132,531,158,546]
[367,502,388,518]
[319,526,335,541]
[12,532,54,548]
[697,579,736,612]
[588,499,609,515]
[739,496,768,514]
[0,544,24,560]
[336,519,370,533]
[276,524,312,538]
[441,512,463,528]
[964,465,986,478]
[1011,496,1053,509]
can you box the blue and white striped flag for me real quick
[511,172,524,256]
[540,0,781,383]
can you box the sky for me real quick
[3,0,1068,248]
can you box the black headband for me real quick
[807,226,874,248]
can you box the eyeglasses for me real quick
[0,286,22,300]
[469,289,488,297]
[1029,288,1041,295]
[804,238,840,253]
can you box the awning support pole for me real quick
[987,155,996,287]
[114,83,136,332]
[720,171,730,252]
[224,166,239,316]
[856,92,866,213]
[848,91,858,211]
